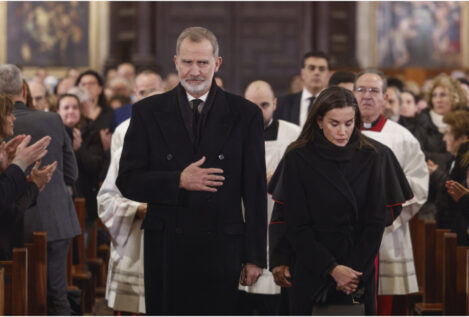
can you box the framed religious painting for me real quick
[0,1,109,73]
[356,1,469,69]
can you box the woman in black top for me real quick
[75,70,113,238]
[277,87,410,315]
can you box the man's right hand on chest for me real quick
[179,156,225,192]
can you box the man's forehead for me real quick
[304,57,328,67]
[178,39,214,55]
[245,86,274,101]
[29,83,46,95]
[356,73,384,88]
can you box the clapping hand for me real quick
[100,128,112,151]
[27,160,58,192]
[426,160,439,175]
[446,180,469,202]
[0,135,27,172]
[72,128,82,151]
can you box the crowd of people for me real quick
[0,25,469,316]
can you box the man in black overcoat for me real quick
[116,26,267,315]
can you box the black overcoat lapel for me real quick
[195,89,238,166]
[291,93,301,124]
[153,92,193,168]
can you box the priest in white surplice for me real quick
[237,80,301,314]
[96,71,164,314]
[354,70,429,314]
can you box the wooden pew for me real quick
[415,231,465,315]
[0,248,28,315]
[66,238,84,316]
[24,232,47,315]
[466,249,469,315]
[96,218,110,290]
[407,216,425,313]
[414,226,451,315]
[452,244,468,315]
[87,223,105,297]
[72,197,94,314]
[442,233,457,315]
[410,216,425,290]
[0,267,4,315]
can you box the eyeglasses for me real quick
[355,87,382,95]
[33,96,46,103]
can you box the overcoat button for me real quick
[218,154,224,160]
[166,154,173,160]
[175,227,182,234]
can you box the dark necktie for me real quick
[192,99,203,145]
[307,96,316,114]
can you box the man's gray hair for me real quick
[176,26,219,58]
[0,64,23,96]
[354,68,388,93]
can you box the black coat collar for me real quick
[153,85,238,168]
[296,143,374,217]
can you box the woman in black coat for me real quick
[431,110,469,244]
[0,94,56,260]
[277,87,410,315]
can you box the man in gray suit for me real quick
[0,64,81,315]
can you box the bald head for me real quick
[135,71,164,101]
[28,81,49,111]
[244,80,277,127]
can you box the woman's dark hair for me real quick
[287,86,372,153]
[0,94,14,138]
[57,93,81,111]
[23,80,34,109]
[75,70,108,108]
[401,89,417,104]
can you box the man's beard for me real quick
[180,74,213,96]
[383,108,399,122]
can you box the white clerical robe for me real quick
[239,119,301,295]
[362,118,429,295]
[97,119,146,313]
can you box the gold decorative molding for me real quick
[0,2,6,65]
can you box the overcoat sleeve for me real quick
[283,152,337,274]
[268,159,293,269]
[62,124,78,186]
[116,104,181,205]
[14,182,39,215]
[0,164,27,214]
[241,109,268,267]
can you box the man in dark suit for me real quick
[116,26,267,315]
[275,51,330,127]
[0,64,81,315]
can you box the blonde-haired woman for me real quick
[416,74,467,171]
[415,74,468,219]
